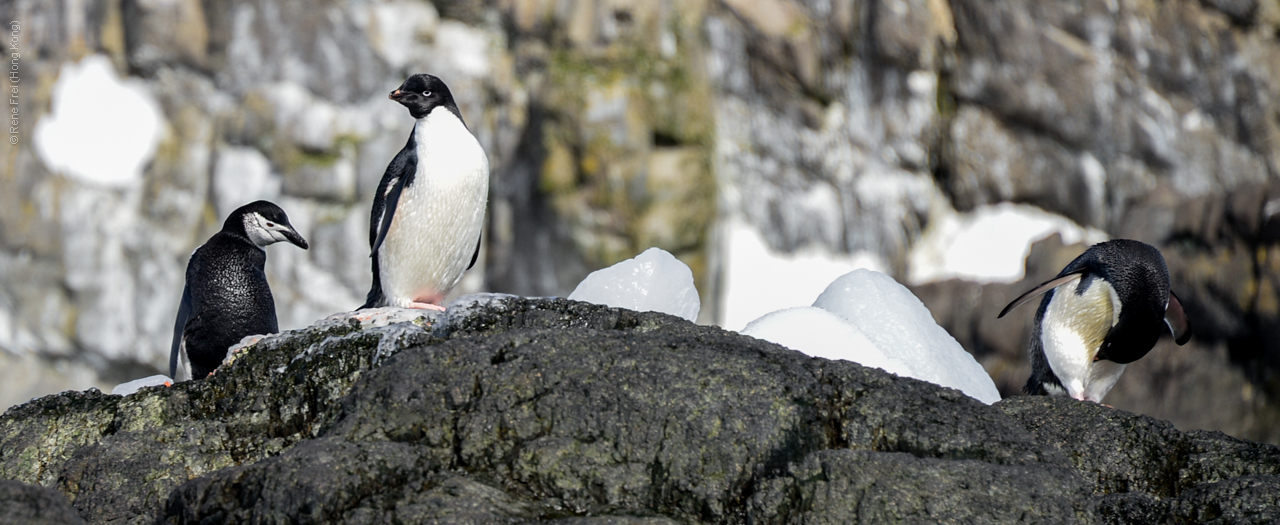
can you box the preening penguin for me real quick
[998,239,1191,402]
[169,201,308,381]
[362,73,489,310]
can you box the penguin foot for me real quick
[407,301,447,311]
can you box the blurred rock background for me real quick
[1,0,1279,444]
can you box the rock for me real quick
[122,0,210,75]
[0,313,424,523]
[1169,475,1280,524]
[485,0,718,307]
[0,479,85,525]
[0,389,121,488]
[4,0,1280,479]
[943,106,1106,226]
[747,449,1089,523]
[0,297,1274,523]
[708,0,948,268]
[203,0,391,104]
[1000,395,1280,523]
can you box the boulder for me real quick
[0,297,1274,523]
[0,479,84,525]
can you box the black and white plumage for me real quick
[169,201,308,381]
[998,239,1192,402]
[362,73,488,310]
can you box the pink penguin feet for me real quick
[407,301,446,311]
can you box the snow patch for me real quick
[34,55,165,187]
[907,203,1107,285]
[111,375,172,396]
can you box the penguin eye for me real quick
[266,222,276,228]
[422,91,431,97]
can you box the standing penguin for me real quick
[169,201,308,381]
[362,74,488,310]
[998,239,1191,402]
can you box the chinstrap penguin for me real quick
[362,73,489,310]
[998,239,1191,403]
[169,200,308,381]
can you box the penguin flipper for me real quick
[369,130,418,248]
[372,168,411,258]
[998,271,1085,318]
[179,310,229,379]
[169,284,193,378]
[1165,291,1192,345]
[362,174,409,310]
[363,137,417,310]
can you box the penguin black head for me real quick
[1083,239,1191,359]
[1086,241,1169,318]
[223,200,309,250]
[389,74,461,120]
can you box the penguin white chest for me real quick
[379,109,489,307]
[1040,275,1125,402]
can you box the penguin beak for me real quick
[281,227,308,250]
[389,89,405,101]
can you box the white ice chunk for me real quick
[111,374,172,396]
[569,247,700,322]
[34,55,165,187]
[811,269,1001,404]
[741,307,914,377]
[907,203,1107,285]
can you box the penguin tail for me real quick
[360,290,383,310]
[1023,368,1069,397]
[360,255,386,310]
[1022,378,1049,396]
[1023,320,1065,397]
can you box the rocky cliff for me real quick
[1,297,1278,524]
[2,0,1279,446]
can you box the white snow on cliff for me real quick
[35,55,165,187]
[907,203,1107,285]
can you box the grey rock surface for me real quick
[2,0,1280,462]
[0,479,85,525]
[0,297,1275,523]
